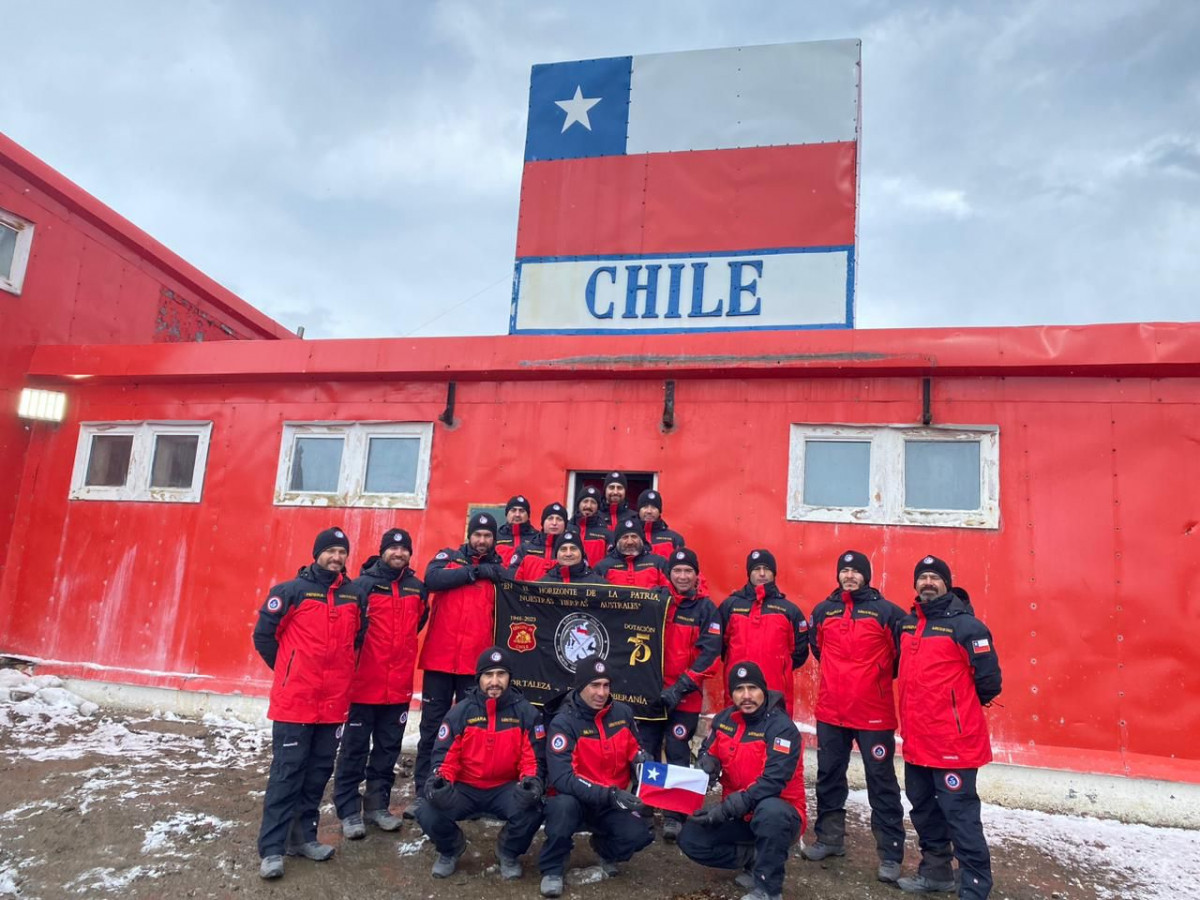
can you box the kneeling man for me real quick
[417,646,546,880]
[679,661,806,900]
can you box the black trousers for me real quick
[538,793,653,877]
[636,710,700,820]
[678,796,801,896]
[905,762,992,900]
[416,782,544,857]
[257,721,339,858]
[414,671,474,792]
[332,701,410,818]
[813,721,905,862]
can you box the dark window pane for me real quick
[364,437,420,493]
[289,437,343,492]
[0,222,16,278]
[905,441,981,510]
[151,434,199,489]
[85,435,133,487]
[803,440,870,507]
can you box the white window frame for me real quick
[69,421,213,503]
[0,208,35,295]
[274,422,434,508]
[787,424,1000,529]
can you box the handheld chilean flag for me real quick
[512,39,861,335]
[636,761,709,815]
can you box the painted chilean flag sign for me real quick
[510,39,861,335]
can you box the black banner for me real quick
[494,579,668,720]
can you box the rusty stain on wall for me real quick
[154,288,241,343]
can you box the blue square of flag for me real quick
[524,56,632,161]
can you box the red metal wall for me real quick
[0,132,292,617]
[3,343,1197,784]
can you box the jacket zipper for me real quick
[282,650,296,687]
[951,689,962,733]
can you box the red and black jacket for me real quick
[718,583,809,715]
[496,522,540,566]
[595,547,670,588]
[663,584,722,713]
[701,691,807,828]
[641,518,685,559]
[809,586,906,730]
[419,544,503,675]
[547,692,641,807]
[253,564,366,724]
[347,557,428,706]
[431,685,545,788]
[569,511,612,567]
[538,560,607,585]
[600,500,632,533]
[897,592,1002,769]
[509,532,559,582]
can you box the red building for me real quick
[2,133,1198,789]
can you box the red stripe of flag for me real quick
[516,142,857,258]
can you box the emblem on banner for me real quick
[627,633,653,666]
[554,612,610,672]
[508,622,538,653]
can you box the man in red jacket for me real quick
[678,661,805,900]
[718,550,809,716]
[641,548,721,842]
[599,471,633,531]
[538,657,652,898]
[635,489,686,558]
[412,513,507,817]
[570,485,611,567]
[334,528,428,839]
[418,646,546,881]
[510,502,569,582]
[896,556,1001,899]
[496,495,538,565]
[802,550,907,883]
[594,518,670,588]
[252,527,366,880]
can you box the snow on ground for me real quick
[141,811,235,854]
[64,865,164,893]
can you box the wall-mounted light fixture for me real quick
[17,388,67,422]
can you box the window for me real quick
[787,424,999,528]
[70,422,212,502]
[275,422,433,508]
[0,208,35,295]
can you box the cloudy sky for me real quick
[4,1,1197,339]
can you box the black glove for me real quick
[609,787,647,814]
[687,804,726,826]
[426,774,456,810]
[659,673,697,711]
[513,776,544,809]
[476,563,506,582]
[720,790,751,820]
[697,753,721,787]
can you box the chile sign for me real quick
[493,579,668,720]
[510,39,861,335]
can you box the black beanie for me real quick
[505,494,531,513]
[475,645,512,678]
[380,528,413,555]
[554,531,585,554]
[746,548,777,577]
[604,471,627,489]
[542,502,567,525]
[614,518,642,541]
[313,527,350,559]
[574,655,612,690]
[576,485,600,510]
[637,489,662,512]
[468,512,498,536]
[914,555,953,589]
[727,660,768,695]
[837,550,871,585]
[668,547,700,573]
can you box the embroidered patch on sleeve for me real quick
[707,621,721,634]
[971,638,992,654]
[772,736,792,753]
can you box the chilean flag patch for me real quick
[707,621,721,634]
[772,736,792,753]
[534,724,546,739]
[971,638,991,654]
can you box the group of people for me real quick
[251,471,1003,900]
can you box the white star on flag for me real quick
[644,763,664,782]
[555,86,601,133]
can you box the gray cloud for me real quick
[3,0,1197,338]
